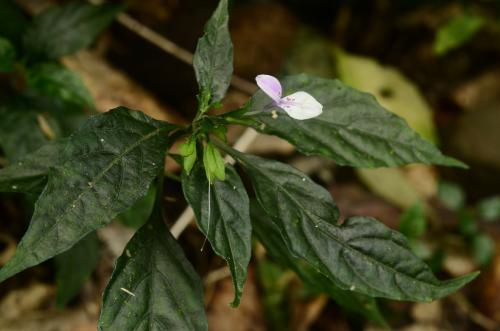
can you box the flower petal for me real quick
[255,74,282,102]
[278,91,323,120]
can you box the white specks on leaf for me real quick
[271,110,278,119]
[120,288,136,297]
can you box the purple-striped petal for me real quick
[277,91,323,120]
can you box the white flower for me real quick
[255,74,323,120]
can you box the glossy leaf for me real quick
[0,107,173,283]
[23,1,122,60]
[247,74,465,168]
[55,232,100,307]
[27,62,94,110]
[251,202,386,325]
[193,0,233,105]
[183,164,251,307]
[0,37,15,72]
[0,140,63,194]
[98,215,208,331]
[220,145,478,301]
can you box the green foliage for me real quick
[55,232,100,307]
[0,108,173,283]
[0,140,62,194]
[438,181,465,211]
[471,234,495,267]
[179,138,197,175]
[399,202,427,239]
[219,144,477,301]
[118,183,157,229]
[193,0,233,108]
[0,0,28,45]
[434,13,484,56]
[98,214,208,331]
[252,203,387,325]
[23,1,122,60]
[247,74,466,168]
[477,196,500,221]
[202,141,225,183]
[183,164,251,307]
[26,62,94,110]
[0,37,15,72]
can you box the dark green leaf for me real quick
[434,13,484,56]
[55,232,100,307]
[471,234,494,267]
[98,215,208,331]
[0,106,58,161]
[0,37,15,72]
[438,181,465,211]
[399,202,427,239]
[0,0,28,45]
[251,202,386,325]
[203,142,225,183]
[27,62,94,110]
[247,74,465,168]
[23,1,122,60]
[0,140,63,194]
[220,145,478,301]
[183,164,251,307]
[118,183,156,229]
[193,0,233,105]
[0,107,173,283]
[477,196,500,221]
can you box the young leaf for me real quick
[182,164,251,307]
[179,138,197,175]
[220,145,478,301]
[247,74,465,168]
[54,232,100,307]
[23,1,122,60]
[0,37,15,72]
[193,0,233,105]
[27,62,94,110]
[434,13,484,56]
[251,202,387,325]
[0,140,63,194]
[98,215,208,331]
[203,142,225,183]
[0,107,173,283]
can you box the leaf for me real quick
[219,144,478,301]
[471,234,494,267]
[434,13,484,56]
[0,140,63,194]
[0,106,58,161]
[54,232,100,307]
[193,0,233,105]
[179,138,197,175]
[27,62,94,110]
[399,202,427,239]
[0,107,173,283]
[0,0,28,45]
[182,164,251,307]
[251,202,387,325]
[118,183,156,229]
[202,142,225,183]
[23,1,122,60]
[0,37,15,72]
[98,214,208,331]
[247,74,465,168]
[477,196,500,221]
[438,180,465,211]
